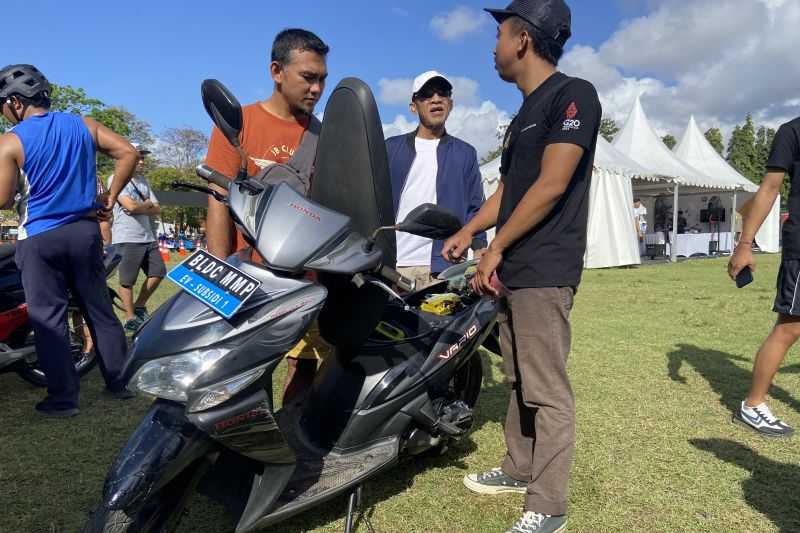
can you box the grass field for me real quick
[1,253,799,533]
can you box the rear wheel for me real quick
[83,458,209,533]
[16,310,97,387]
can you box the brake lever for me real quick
[171,181,227,204]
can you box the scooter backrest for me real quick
[311,78,396,353]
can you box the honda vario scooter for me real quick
[83,78,497,533]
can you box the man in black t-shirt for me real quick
[443,2,600,532]
[728,117,800,438]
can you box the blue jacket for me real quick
[386,130,486,274]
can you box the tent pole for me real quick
[671,184,679,262]
[731,190,738,254]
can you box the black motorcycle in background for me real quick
[0,243,123,386]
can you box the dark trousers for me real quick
[15,219,128,409]
[499,287,575,516]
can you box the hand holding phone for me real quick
[736,266,753,288]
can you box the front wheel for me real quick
[83,458,209,533]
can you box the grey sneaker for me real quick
[732,401,794,438]
[124,316,143,333]
[507,512,567,533]
[463,467,526,495]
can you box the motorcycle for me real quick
[83,78,497,533]
[0,242,123,386]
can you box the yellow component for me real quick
[465,265,478,277]
[375,321,407,341]
[420,293,462,316]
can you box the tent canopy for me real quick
[613,96,741,191]
[673,116,758,193]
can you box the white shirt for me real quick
[396,138,440,267]
[633,204,647,230]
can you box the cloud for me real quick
[379,75,481,107]
[391,6,408,17]
[560,0,800,139]
[430,6,488,42]
[383,101,510,161]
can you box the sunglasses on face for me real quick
[414,87,452,101]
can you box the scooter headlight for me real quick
[130,348,229,402]
[186,364,267,413]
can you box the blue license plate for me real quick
[167,250,261,319]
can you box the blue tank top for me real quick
[11,112,98,239]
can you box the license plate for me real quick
[167,250,262,319]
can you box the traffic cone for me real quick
[159,240,169,262]
[179,238,187,256]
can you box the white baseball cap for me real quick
[131,142,151,155]
[412,70,453,97]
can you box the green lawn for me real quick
[1,254,798,532]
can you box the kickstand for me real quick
[344,484,363,533]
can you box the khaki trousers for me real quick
[498,286,575,516]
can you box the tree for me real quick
[754,126,776,179]
[600,117,620,143]
[159,127,209,172]
[727,114,759,181]
[662,134,677,150]
[704,127,724,156]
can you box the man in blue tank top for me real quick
[0,64,140,417]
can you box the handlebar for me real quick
[379,265,416,293]
[196,164,231,190]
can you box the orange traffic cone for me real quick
[179,238,187,256]
[159,239,169,262]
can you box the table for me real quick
[643,232,731,258]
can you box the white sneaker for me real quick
[506,512,567,533]
[733,401,794,438]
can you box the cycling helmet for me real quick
[0,64,51,99]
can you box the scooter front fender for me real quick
[102,399,215,511]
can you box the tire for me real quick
[16,310,97,387]
[83,459,208,533]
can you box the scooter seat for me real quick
[0,243,15,261]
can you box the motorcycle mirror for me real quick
[397,203,462,240]
[201,79,243,148]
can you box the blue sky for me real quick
[3,1,644,137]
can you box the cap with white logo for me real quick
[412,71,453,98]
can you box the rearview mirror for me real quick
[201,79,243,148]
[397,204,462,240]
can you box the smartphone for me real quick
[736,266,753,288]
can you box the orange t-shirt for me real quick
[205,102,309,252]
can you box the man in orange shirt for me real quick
[205,28,329,403]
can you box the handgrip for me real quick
[196,164,231,190]
[380,265,416,293]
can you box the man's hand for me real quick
[470,248,503,297]
[728,242,755,281]
[474,248,487,260]
[442,229,474,263]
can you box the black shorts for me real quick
[773,258,800,316]
[118,242,167,287]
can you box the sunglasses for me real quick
[413,87,452,101]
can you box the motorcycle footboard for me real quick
[100,400,215,511]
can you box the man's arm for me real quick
[464,151,488,246]
[82,117,138,208]
[728,171,783,279]
[118,195,160,215]
[490,143,583,252]
[442,182,503,261]
[204,126,240,259]
[0,133,22,209]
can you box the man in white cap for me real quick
[108,142,166,332]
[385,71,486,288]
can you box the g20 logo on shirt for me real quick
[563,101,581,131]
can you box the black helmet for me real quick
[0,64,51,99]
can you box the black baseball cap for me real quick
[485,0,572,48]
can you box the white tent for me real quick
[673,116,781,253]
[479,137,663,269]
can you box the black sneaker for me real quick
[507,512,567,533]
[732,401,794,438]
[463,467,527,495]
[134,307,150,322]
[124,316,143,333]
[35,400,79,418]
[104,387,136,400]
